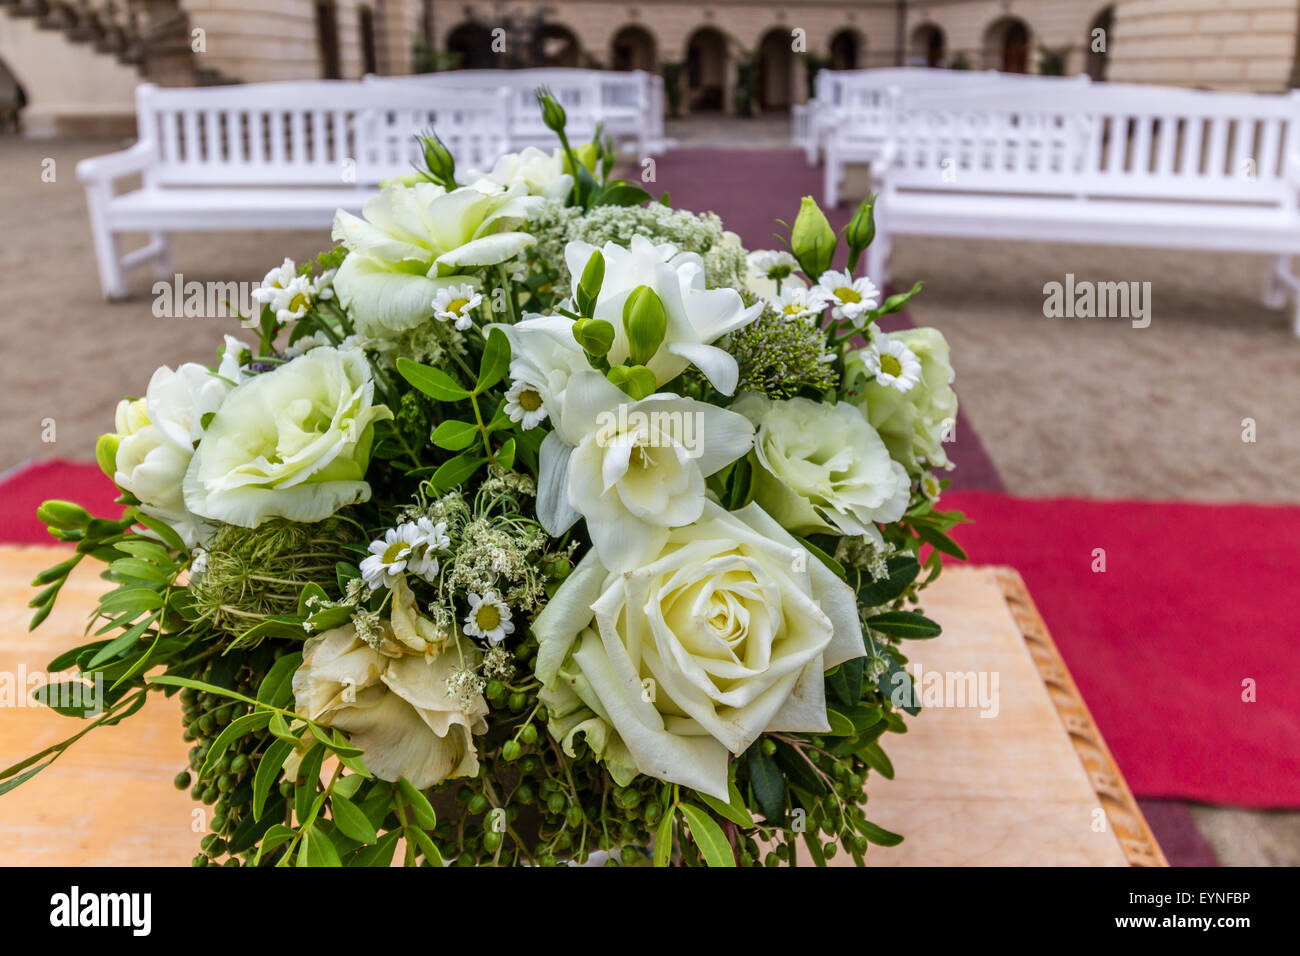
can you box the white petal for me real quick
[536,431,580,536]
[666,341,740,396]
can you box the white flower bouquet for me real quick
[9,92,966,867]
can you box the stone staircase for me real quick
[1,0,236,86]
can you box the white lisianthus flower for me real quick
[732,393,910,541]
[292,619,488,789]
[182,346,392,528]
[537,370,755,570]
[463,591,514,645]
[862,335,922,393]
[430,284,483,331]
[844,326,958,473]
[534,500,865,800]
[563,235,761,393]
[360,524,423,591]
[331,180,543,336]
[813,269,880,327]
[773,285,830,323]
[503,376,548,430]
[465,146,574,201]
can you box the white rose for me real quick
[292,614,487,789]
[732,393,910,541]
[183,346,392,528]
[562,235,760,394]
[465,146,574,201]
[534,501,865,800]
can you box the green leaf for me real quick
[330,794,378,845]
[431,420,480,451]
[858,819,904,847]
[396,778,438,829]
[857,555,921,607]
[868,281,922,320]
[256,651,303,707]
[747,745,786,824]
[678,803,735,867]
[653,805,675,867]
[856,742,895,780]
[877,654,920,716]
[336,562,360,593]
[131,514,187,553]
[295,743,327,823]
[107,557,169,584]
[352,829,401,867]
[254,738,294,821]
[596,182,652,207]
[475,327,511,393]
[824,708,856,736]
[803,830,828,867]
[85,613,157,668]
[298,821,343,867]
[96,587,163,616]
[407,826,445,866]
[201,711,273,779]
[696,779,754,827]
[431,451,486,492]
[866,611,942,639]
[396,357,469,401]
[494,436,516,470]
[252,824,296,865]
[792,534,845,579]
[912,521,968,560]
[29,681,101,718]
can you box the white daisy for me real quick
[773,286,830,323]
[920,472,943,502]
[748,249,798,280]
[503,376,548,430]
[359,524,423,590]
[863,335,922,393]
[813,269,880,327]
[406,517,450,583]
[251,258,315,323]
[463,591,514,646]
[431,284,483,331]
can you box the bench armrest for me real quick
[870,139,900,189]
[76,142,156,185]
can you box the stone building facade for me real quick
[2,0,1298,134]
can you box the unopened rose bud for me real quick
[418,130,456,186]
[535,87,567,134]
[845,194,876,272]
[622,285,667,367]
[790,195,836,281]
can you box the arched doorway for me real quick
[829,29,861,70]
[910,23,946,68]
[984,17,1031,74]
[757,28,794,111]
[540,23,581,67]
[1087,6,1114,81]
[446,22,494,70]
[611,25,656,71]
[686,27,728,111]
[0,56,25,135]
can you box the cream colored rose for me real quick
[732,393,910,541]
[292,599,487,789]
[535,501,864,800]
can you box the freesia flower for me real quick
[732,393,910,540]
[562,236,761,393]
[463,592,514,645]
[813,269,880,327]
[331,180,543,336]
[430,283,483,331]
[534,501,865,800]
[182,346,392,528]
[292,620,487,788]
[862,335,922,393]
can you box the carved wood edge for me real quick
[989,565,1168,867]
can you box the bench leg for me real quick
[866,225,891,289]
[150,232,175,280]
[1263,254,1290,310]
[824,148,839,208]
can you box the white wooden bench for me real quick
[864,81,1300,333]
[77,80,513,299]
[809,69,1095,206]
[369,68,667,158]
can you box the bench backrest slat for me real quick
[135,81,512,188]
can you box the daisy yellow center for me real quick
[518,388,542,412]
[879,353,902,377]
[382,542,411,565]
[289,293,309,313]
[782,304,802,315]
[474,604,501,632]
[835,286,861,304]
[446,298,470,315]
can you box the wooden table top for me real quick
[0,545,1163,866]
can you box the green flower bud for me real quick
[606,364,657,401]
[845,194,876,273]
[622,285,667,367]
[790,195,836,281]
[94,433,120,479]
[419,130,456,185]
[572,317,615,357]
[36,500,91,531]
[535,87,567,134]
[576,250,605,317]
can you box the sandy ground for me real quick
[0,132,1297,865]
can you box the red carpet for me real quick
[944,490,1300,809]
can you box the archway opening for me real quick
[611,24,656,71]
[984,16,1032,74]
[1088,6,1114,81]
[446,22,495,70]
[757,28,795,111]
[829,29,861,70]
[910,23,946,68]
[315,1,342,78]
[686,27,728,111]
[539,23,581,68]
[0,56,25,135]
